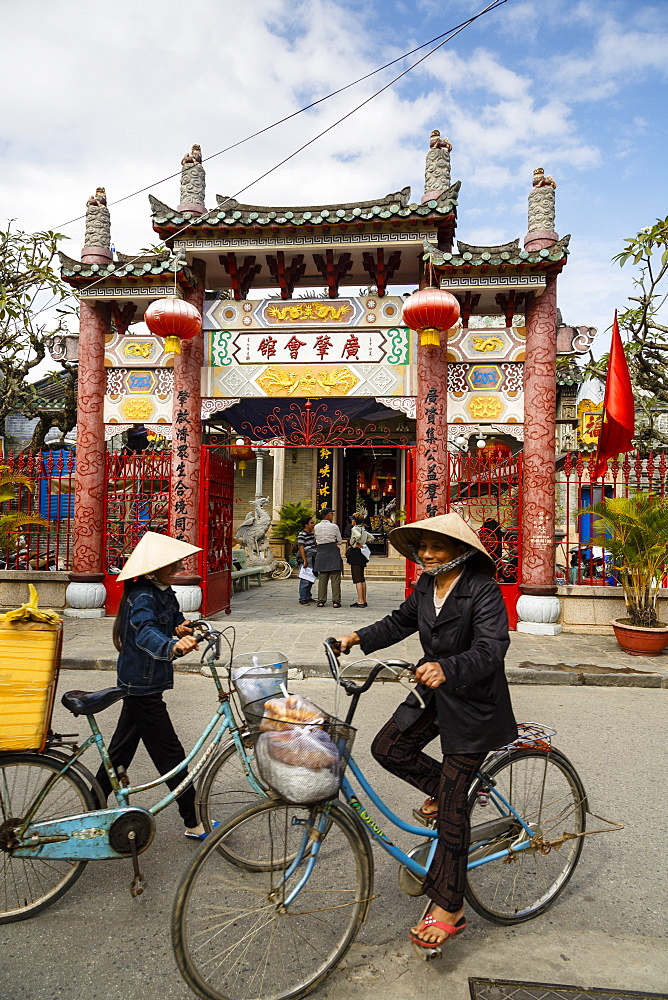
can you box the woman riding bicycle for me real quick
[335,512,517,951]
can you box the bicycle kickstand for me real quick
[127,830,146,898]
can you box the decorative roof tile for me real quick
[423,234,570,269]
[149,183,460,231]
[58,251,196,287]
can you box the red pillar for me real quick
[66,298,109,616]
[170,258,205,590]
[517,275,561,632]
[415,338,449,519]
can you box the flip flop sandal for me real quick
[412,797,438,824]
[317,602,326,607]
[332,602,342,608]
[409,914,467,950]
[185,821,221,841]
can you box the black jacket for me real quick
[357,567,517,754]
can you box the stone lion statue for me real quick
[532,167,556,189]
[86,186,107,207]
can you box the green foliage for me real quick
[0,223,78,451]
[272,500,314,547]
[578,493,668,627]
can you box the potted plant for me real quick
[580,493,668,655]
[272,500,314,565]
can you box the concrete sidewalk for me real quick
[60,578,668,687]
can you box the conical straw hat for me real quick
[117,531,202,582]
[388,512,497,576]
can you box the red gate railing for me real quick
[557,450,668,587]
[103,452,172,614]
[0,450,75,571]
[404,449,522,627]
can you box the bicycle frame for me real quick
[10,657,264,862]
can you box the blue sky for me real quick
[1,0,666,356]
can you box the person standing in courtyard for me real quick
[297,514,317,605]
[94,531,211,840]
[346,512,371,608]
[313,507,343,608]
[334,512,516,950]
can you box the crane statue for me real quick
[234,497,273,566]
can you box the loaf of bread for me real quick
[260,695,325,732]
[264,728,339,771]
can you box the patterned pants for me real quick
[371,706,485,911]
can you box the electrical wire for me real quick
[54,0,508,230]
[52,0,508,306]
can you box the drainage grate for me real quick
[468,979,668,1000]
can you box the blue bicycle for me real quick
[171,640,590,1000]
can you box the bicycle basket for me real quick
[247,694,355,805]
[231,651,289,723]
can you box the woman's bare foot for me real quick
[419,796,438,818]
[185,823,205,837]
[410,904,465,946]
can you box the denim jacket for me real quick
[116,579,185,695]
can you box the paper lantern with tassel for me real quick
[402,288,460,348]
[144,297,202,355]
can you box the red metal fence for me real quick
[0,450,75,571]
[557,450,668,587]
[103,452,172,614]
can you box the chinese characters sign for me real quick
[316,448,334,512]
[227,330,389,365]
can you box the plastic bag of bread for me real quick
[255,728,340,804]
[259,695,325,733]
[264,726,339,771]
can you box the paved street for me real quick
[1,673,666,1000]
[60,578,668,687]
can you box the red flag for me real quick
[590,311,635,478]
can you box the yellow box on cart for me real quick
[0,620,63,752]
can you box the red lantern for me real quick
[144,297,202,355]
[370,470,380,498]
[229,436,255,475]
[402,288,460,348]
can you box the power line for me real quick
[54,0,508,230]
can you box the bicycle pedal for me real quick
[411,808,436,828]
[411,942,442,961]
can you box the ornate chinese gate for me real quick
[199,446,234,616]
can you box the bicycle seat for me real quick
[61,687,125,716]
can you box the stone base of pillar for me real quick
[524,230,558,252]
[516,620,562,635]
[516,594,562,636]
[65,580,107,618]
[173,584,203,619]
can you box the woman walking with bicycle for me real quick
[335,512,517,951]
[95,532,208,839]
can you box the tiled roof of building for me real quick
[58,251,196,286]
[149,183,461,231]
[423,235,571,269]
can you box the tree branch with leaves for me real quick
[0,223,78,452]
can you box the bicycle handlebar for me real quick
[324,638,415,696]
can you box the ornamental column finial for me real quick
[422,129,452,204]
[525,168,558,251]
[82,187,112,263]
[178,144,206,216]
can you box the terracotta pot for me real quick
[611,618,668,656]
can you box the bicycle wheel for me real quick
[196,737,267,833]
[465,748,587,924]
[271,560,293,580]
[0,753,96,923]
[172,799,373,1000]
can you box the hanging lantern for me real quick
[357,470,367,491]
[370,469,380,499]
[144,297,202,355]
[402,288,460,348]
[382,475,395,496]
[229,436,255,476]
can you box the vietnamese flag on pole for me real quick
[590,311,635,479]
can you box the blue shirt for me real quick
[116,579,185,696]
